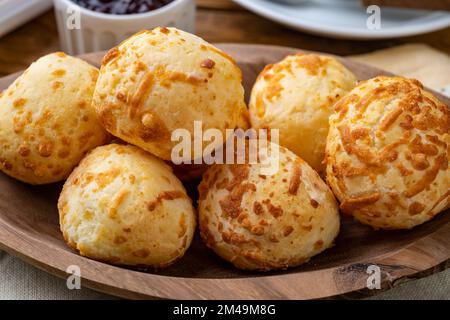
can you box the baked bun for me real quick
[249,54,357,173]
[58,144,196,268]
[198,143,340,271]
[326,76,449,230]
[0,52,108,185]
[94,27,248,161]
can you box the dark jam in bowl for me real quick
[71,0,175,15]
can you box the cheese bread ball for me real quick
[58,144,196,268]
[326,76,450,230]
[94,27,248,161]
[198,143,340,271]
[249,54,357,173]
[0,52,108,185]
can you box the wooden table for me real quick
[0,0,449,76]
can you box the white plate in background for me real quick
[232,0,450,39]
[0,0,53,38]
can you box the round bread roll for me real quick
[198,143,340,271]
[94,27,248,161]
[0,52,108,185]
[326,76,450,230]
[58,144,196,268]
[249,54,357,173]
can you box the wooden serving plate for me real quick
[0,44,449,300]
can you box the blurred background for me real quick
[0,0,449,76]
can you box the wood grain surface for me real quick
[0,0,449,76]
[0,44,449,300]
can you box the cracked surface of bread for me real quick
[198,144,340,271]
[326,76,450,230]
[249,54,357,174]
[0,52,108,184]
[58,144,196,268]
[94,27,248,161]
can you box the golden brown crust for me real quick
[93,27,248,161]
[102,47,119,66]
[198,144,340,271]
[249,53,357,174]
[58,144,196,268]
[0,53,109,185]
[288,159,302,195]
[326,76,449,230]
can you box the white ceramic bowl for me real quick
[53,0,196,55]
